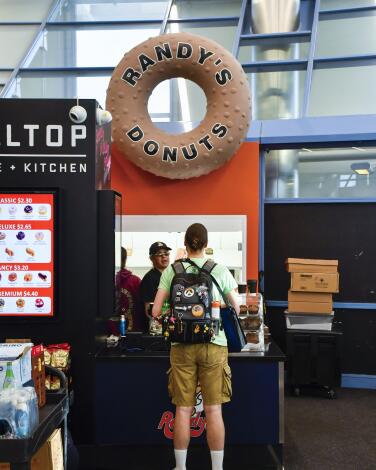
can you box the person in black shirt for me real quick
[140,241,171,322]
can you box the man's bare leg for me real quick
[205,404,225,470]
[173,406,193,470]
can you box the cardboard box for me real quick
[0,429,63,470]
[31,428,64,470]
[286,258,338,273]
[288,290,332,303]
[5,338,32,343]
[290,272,339,293]
[288,301,333,314]
[0,343,33,388]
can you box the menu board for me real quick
[0,193,55,317]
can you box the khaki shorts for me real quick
[167,343,232,407]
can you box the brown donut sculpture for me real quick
[106,32,251,179]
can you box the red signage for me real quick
[157,410,206,440]
[157,388,207,440]
[0,193,54,316]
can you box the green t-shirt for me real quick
[158,258,238,347]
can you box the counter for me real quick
[94,337,285,469]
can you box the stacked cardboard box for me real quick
[0,428,64,470]
[286,258,339,315]
[31,428,64,470]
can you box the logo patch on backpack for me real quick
[192,305,204,318]
[183,287,195,298]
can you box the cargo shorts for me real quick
[167,343,232,407]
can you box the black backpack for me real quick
[162,259,220,343]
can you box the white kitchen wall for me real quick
[121,215,247,282]
[122,231,244,283]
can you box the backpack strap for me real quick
[172,261,185,274]
[184,258,217,273]
[206,272,231,308]
[201,259,216,274]
[183,259,231,308]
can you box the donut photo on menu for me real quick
[8,205,17,216]
[5,247,14,257]
[24,273,33,282]
[8,273,17,282]
[0,232,6,240]
[35,232,44,241]
[16,231,25,241]
[24,205,33,214]
[16,298,25,308]
[26,247,35,257]
[38,272,47,282]
[0,299,5,308]
[35,298,44,309]
[38,205,47,216]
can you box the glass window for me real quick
[166,21,237,52]
[5,72,111,107]
[309,62,376,117]
[247,70,306,120]
[170,0,241,19]
[265,147,376,199]
[0,72,11,85]
[148,79,170,119]
[0,71,10,95]
[320,0,376,10]
[148,78,207,130]
[7,72,206,122]
[0,26,39,68]
[50,0,168,22]
[238,40,309,63]
[0,0,53,21]
[25,24,161,68]
[316,10,376,57]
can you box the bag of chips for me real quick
[44,343,71,390]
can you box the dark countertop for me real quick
[96,339,285,362]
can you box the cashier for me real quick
[140,242,171,321]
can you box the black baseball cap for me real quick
[149,241,172,256]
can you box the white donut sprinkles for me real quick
[107,32,251,179]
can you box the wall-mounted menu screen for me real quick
[0,192,55,317]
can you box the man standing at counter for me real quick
[152,224,239,470]
[140,241,171,322]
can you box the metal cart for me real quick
[286,326,342,398]
[0,366,69,470]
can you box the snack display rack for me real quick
[238,292,265,352]
[0,367,68,470]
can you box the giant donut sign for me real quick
[106,33,251,179]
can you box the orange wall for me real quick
[111,142,260,280]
